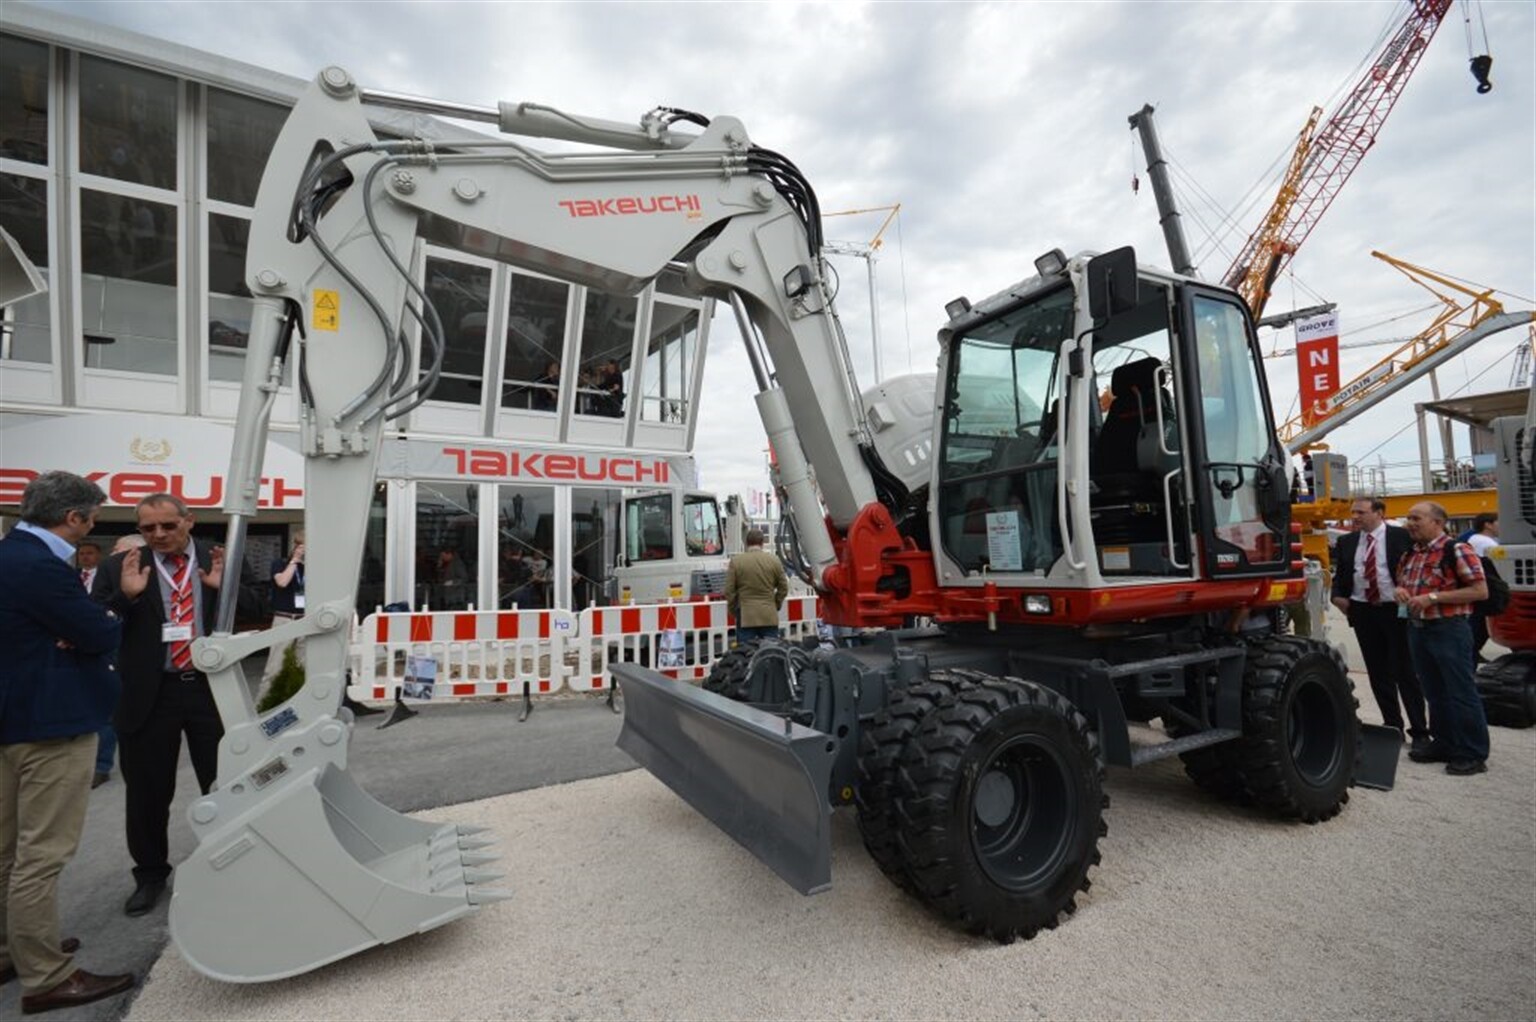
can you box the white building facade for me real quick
[0,6,716,618]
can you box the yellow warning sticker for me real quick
[1267,583,1289,603]
[313,289,339,332]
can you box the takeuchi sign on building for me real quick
[0,413,697,511]
[385,438,692,488]
[0,412,305,509]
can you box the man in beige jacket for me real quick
[725,529,788,643]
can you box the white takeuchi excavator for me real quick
[118,68,1399,981]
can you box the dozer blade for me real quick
[612,662,836,895]
[1355,723,1401,791]
[169,761,501,982]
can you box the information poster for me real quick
[986,511,1024,571]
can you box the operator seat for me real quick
[1092,357,1175,546]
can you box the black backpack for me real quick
[1439,543,1510,616]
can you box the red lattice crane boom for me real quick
[1224,0,1453,319]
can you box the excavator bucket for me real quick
[168,675,509,982]
[612,662,836,895]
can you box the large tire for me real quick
[1476,653,1536,729]
[1178,738,1249,804]
[702,641,761,701]
[1228,636,1358,823]
[853,668,983,892]
[893,677,1107,943]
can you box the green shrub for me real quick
[258,643,305,713]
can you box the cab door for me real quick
[1176,290,1292,578]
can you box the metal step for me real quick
[1129,728,1241,767]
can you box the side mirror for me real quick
[1086,246,1138,321]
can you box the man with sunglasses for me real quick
[94,494,256,917]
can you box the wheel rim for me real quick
[969,736,1077,890]
[1287,673,1344,786]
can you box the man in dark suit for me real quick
[1330,495,1429,750]
[93,493,254,918]
[0,471,137,1012]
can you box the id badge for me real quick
[162,623,194,643]
[294,593,306,610]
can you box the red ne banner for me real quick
[1295,311,1341,426]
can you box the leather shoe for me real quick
[91,771,110,789]
[20,968,134,1014]
[1408,736,1434,755]
[0,938,80,985]
[123,880,166,917]
[1408,742,1452,763]
[1446,759,1488,776]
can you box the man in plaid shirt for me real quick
[1394,501,1491,776]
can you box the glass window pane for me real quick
[79,189,177,374]
[79,56,177,190]
[626,493,672,561]
[424,257,490,406]
[572,488,618,608]
[0,173,51,363]
[208,213,253,382]
[576,289,634,418]
[0,34,49,165]
[502,273,569,412]
[497,485,554,608]
[683,494,723,555]
[206,88,287,206]
[640,302,698,423]
[358,482,388,617]
[416,482,479,611]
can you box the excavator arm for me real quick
[177,66,891,981]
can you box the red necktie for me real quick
[80,570,90,589]
[1363,534,1381,605]
[167,553,194,670]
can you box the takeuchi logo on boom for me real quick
[558,194,703,219]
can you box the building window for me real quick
[0,174,50,363]
[502,272,568,412]
[0,34,49,166]
[205,88,285,207]
[423,256,490,406]
[573,487,618,608]
[641,302,699,424]
[207,212,252,382]
[576,289,634,418]
[416,482,479,611]
[358,482,388,617]
[497,484,553,609]
[79,189,177,374]
[78,56,177,191]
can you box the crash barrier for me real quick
[350,607,578,701]
[348,595,822,703]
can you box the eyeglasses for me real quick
[138,522,184,534]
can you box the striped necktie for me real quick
[1363,534,1381,605]
[167,553,194,670]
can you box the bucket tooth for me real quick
[463,869,505,884]
[458,836,497,851]
[456,824,490,836]
[467,886,513,905]
[459,851,500,866]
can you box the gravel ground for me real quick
[127,713,1534,1021]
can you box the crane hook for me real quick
[1469,54,1493,94]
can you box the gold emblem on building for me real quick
[129,437,172,464]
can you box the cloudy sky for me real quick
[35,0,1536,504]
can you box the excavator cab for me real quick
[935,249,1291,602]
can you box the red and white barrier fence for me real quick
[350,607,577,701]
[347,595,822,704]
